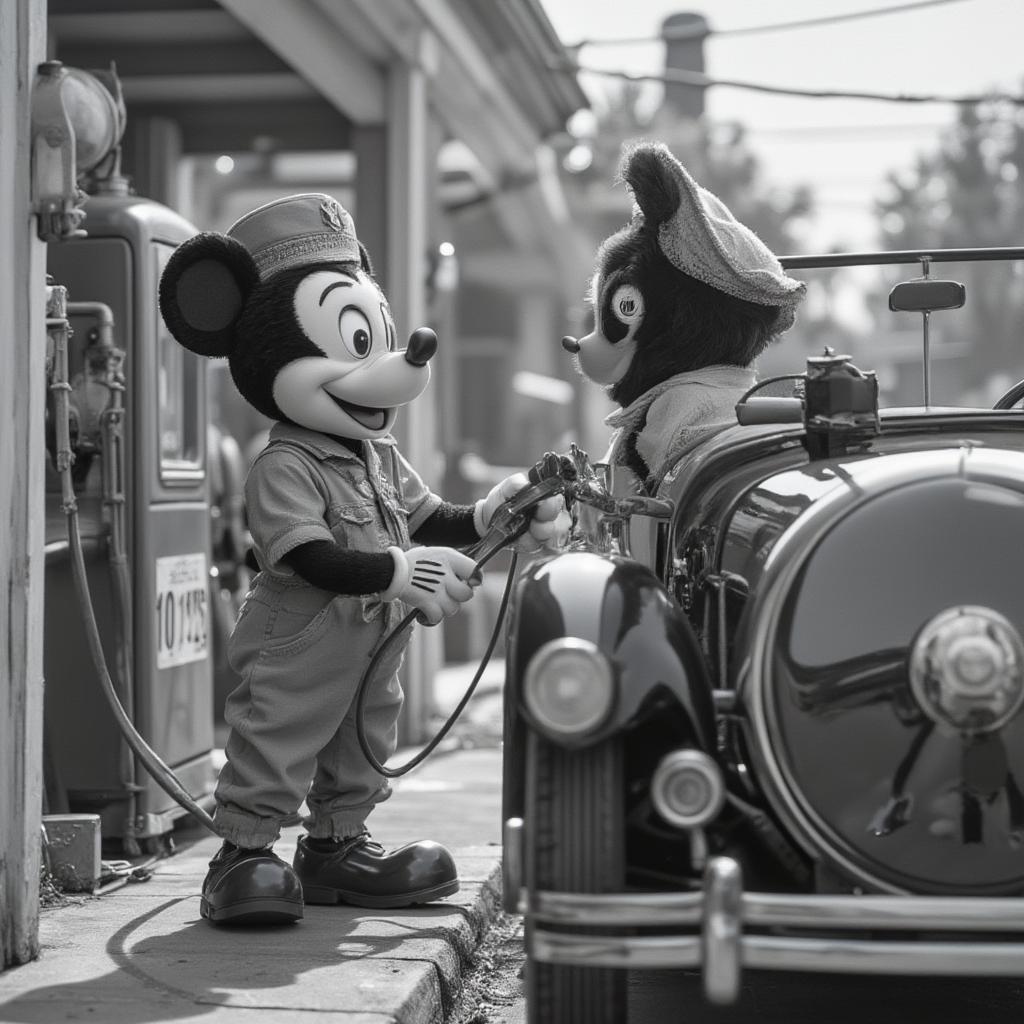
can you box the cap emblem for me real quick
[320,198,345,232]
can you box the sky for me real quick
[540,0,1024,252]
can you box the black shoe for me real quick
[200,841,304,925]
[293,832,459,908]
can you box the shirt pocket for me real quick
[326,499,382,553]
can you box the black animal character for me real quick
[565,143,806,489]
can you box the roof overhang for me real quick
[48,0,591,283]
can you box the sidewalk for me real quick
[0,662,509,1024]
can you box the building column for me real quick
[352,125,387,280]
[121,114,184,209]
[382,52,442,745]
[1,0,47,970]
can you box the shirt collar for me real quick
[604,365,756,431]
[268,421,396,462]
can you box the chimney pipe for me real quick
[661,12,709,120]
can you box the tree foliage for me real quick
[875,99,1024,390]
[566,83,813,256]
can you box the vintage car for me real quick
[500,247,1024,1023]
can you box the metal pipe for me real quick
[921,255,932,407]
[66,300,141,845]
[922,310,931,407]
[66,300,114,343]
[50,302,216,834]
[782,246,1024,270]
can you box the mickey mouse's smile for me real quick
[326,394,389,431]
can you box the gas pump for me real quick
[36,63,216,853]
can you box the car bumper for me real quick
[505,824,1024,1004]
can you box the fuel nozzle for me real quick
[528,451,577,485]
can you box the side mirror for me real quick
[888,279,965,312]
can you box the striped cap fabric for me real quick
[637,144,806,335]
[227,193,360,280]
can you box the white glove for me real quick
[526,501,572,553]
[381,546,479,626]
[474,472,570,554]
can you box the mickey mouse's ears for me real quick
[158,233,258,357]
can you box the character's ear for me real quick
[158,233,259,357]
[619,143,681,228]
[357,241,374,276]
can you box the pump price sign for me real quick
[155,553,209,669]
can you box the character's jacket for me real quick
[604,364,756,487]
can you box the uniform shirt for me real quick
[245,421,442,581]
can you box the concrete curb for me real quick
[3,675,507,1019]
[0,845,505,1023]
[1,739,509,1022]
[389,857,505,1023]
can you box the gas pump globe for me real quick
[31,61,126,242]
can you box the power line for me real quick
[554,60,1024,107]
[567,0,972,49]
[742,123,951,139]
[707,0,969,38]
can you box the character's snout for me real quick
[561,335,581,354]
[405,328,437,367]
[329,344,432,407]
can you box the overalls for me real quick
[213,421,441,848]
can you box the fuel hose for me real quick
[50,310,218,835]
[354,463,570,778]
[64,518,219,833]
[355,545,519,779]
[54,300,555,822]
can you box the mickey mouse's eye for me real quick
[338,307,372,358]
[611,284,644,325]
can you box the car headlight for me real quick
[650,749,725,829]
[523,638,615,738]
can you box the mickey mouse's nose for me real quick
[561,335,581,354]
[405,328,437,367]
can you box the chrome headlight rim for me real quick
[742,460,1024,896]
[743,486,911,895]
[651,748,726,830]
[523,637,616,739]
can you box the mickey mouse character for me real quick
[563,142,806,490]
[159,193,563,926]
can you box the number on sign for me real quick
[155,553,209,669]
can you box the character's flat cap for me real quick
[629,143,806,335]
[227,193,360,280]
